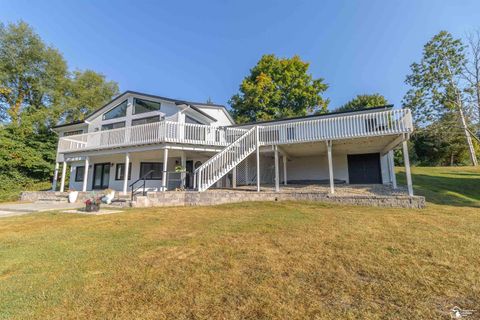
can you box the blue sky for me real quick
[1,0,479,111]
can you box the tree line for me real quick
[0,21,478,199]
[0,21,119,200]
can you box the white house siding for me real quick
[287,154,349,183]
[68,152,212,192]
[193,106,233,126]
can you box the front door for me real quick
[347,153,382,184]
[92,163,110,189]
[185,160,194,189]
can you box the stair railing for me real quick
[129,170,155,201]
[194,126,257,192]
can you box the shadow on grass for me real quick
[396,169,480,208]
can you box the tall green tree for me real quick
[335,93,388,112]
[230,54,329,123]
[403,31,478,166]
[0,21,68,126]
[0,21,119,200]
[60,70,119,123]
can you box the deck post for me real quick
[82,157,89,192]
[232,166,237,189]
[180,151,186,188]
[402,141,413,196]
[283,155,287,185]
[274,145,280,192]
[52,162,59,191]
[388,150,397,189]
[162,148,169,192]
[256,126,261,192]
[60,161,67,192]
[123,153,130,195]
[327,140,334,194]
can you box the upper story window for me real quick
[185,116,203,125]
[133,98,161,115]
[101,121,125,131]
[63,130,83,137]
[103,100,127,120]
[131,115,161,126]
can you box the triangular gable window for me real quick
[103,100,128,120]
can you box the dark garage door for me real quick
[347,153,382,184]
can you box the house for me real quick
[51,91,415,200]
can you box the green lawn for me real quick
[0,167,479,319]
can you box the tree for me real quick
[59,70,119,123]
[335,93,388,112]
[0,21,68,126]
[403,31,478,166]
[0,21,119,200]
[463,30,480,128]
[230,54,329,123]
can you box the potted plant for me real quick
[175,165,186,173]
[102,188,115,204]
[68,189,79,203]
[85,194,101,212]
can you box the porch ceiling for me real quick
[272,134,403,157]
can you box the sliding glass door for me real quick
[92,163,110,189]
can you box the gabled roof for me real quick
[53,90,233,128]
[228,105,394,127]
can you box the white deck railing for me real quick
[57,109,413,153]
[58,121,247,152]
[255,108,412,145]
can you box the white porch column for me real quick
[388,150,397,189]
[123,153,130,195]
[326,140,334,194]
[52,162,59,191]
[180,151,186,188]
[60,161,67,192]
[256,126,261,192]
[232,166,237,189]
[274,145,280,192]
[162,148,169,192]
[402,141,413,196]
[283,155,287,185]
[82,157,89,192]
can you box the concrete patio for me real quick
[0,202,84,218]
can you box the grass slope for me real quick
[0,167,479,319]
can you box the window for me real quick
[75,166,85,182]
[101,121,126,131]
[131,115,161,126]
[140,162,163,180]
[115,163,132,180]
[103,100,127,120]
[185,116,203,125]
[133,98,161,114]
[64,130,83,137]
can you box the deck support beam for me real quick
[82,157,89,192]
[162,148,169,192]
[274,145,280,192]
[283,154,287,185]
[256,126,261,192]
[402,141,413,196]
[388,150,397,189]
[326,140,334,194]
[52,162,59,191]
[60,162,67,192]
[123,153,130,195]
